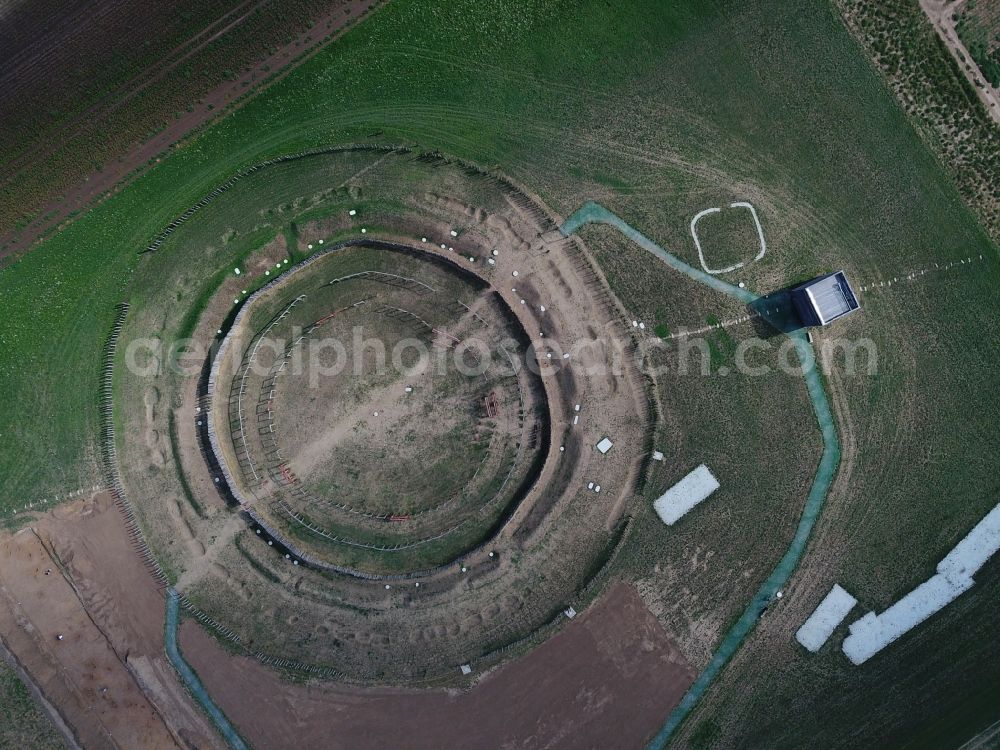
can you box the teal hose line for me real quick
[560,202,840,749]
[165,588,251,750]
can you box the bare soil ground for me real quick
[218,242,547,570]
[0,486,692,750]
[180,580,695,750]
[0,492,221,750]
[265,266,516,520]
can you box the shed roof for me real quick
[792,271,860,326]
[801,272,859,325]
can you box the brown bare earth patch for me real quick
[1,484,694,750]
[180,580,695,750]
[0,492,221,750]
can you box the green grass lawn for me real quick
[0,0,992,511]
[0,662,64,750]
[0,0,998,744]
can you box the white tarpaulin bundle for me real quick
[842,500,1000,665]
[796,584,858,652]
[653,464,719,525]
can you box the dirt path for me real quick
[174,514,246,592]
[1,485,694,748]
[959,717,1000,750]
[0,493,223,750]
[0,0,377,264]
[920,0,1000,127]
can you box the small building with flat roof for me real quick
[791,271,860,327]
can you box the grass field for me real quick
[0,662,63,750]
[584,221,822,667]
[1,0,992,511]
[1,0,998,744]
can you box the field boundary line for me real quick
[855,254,988,293]
[143,144,409,254]
[3,484,104,520]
